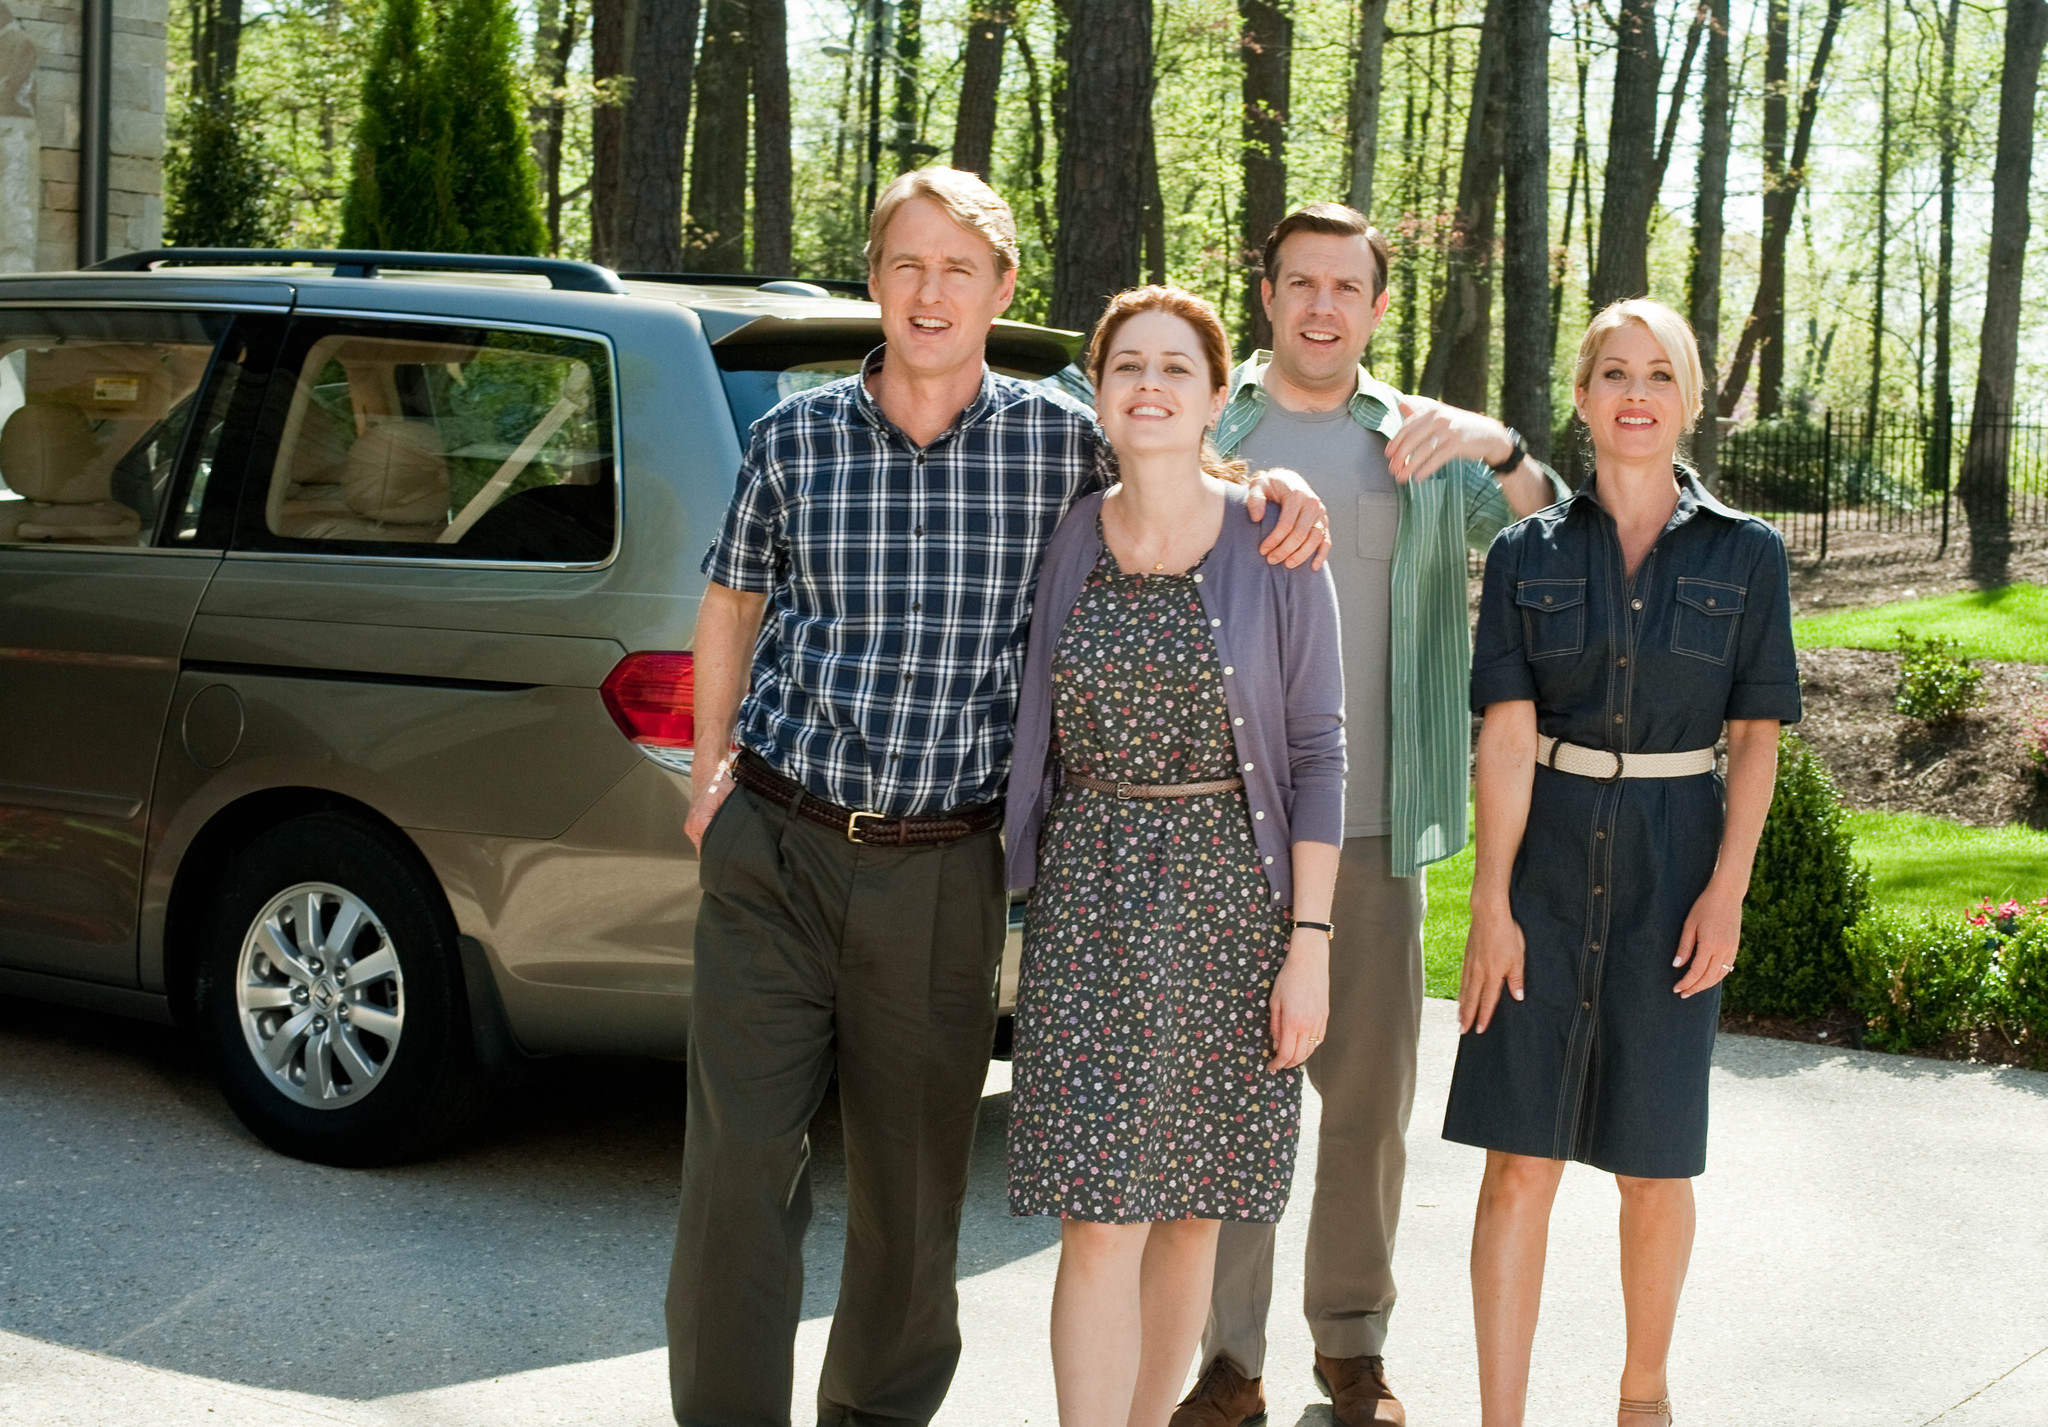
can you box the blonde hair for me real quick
[1573,298,1705,426]
[864,167,1021,277]
[1086,285,1248,485]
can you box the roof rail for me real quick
[619,271,870,299]
[87,249,629,295]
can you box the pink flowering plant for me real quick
[1851,896,2048,1063]
[2019,702,2048,788]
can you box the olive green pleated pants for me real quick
[666,784,1006,1427]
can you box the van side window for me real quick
[254,320,616,564]
[0,309,232,547]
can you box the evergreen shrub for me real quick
[1894,629,1984,724]
[1723,731,1870,1018]
[1849,910,1994,1052]
[165,96,278,248]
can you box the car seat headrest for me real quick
[342,421,449,526]
[0,404,110,503]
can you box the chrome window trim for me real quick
[0,536,225,561]
[252,310,627,571]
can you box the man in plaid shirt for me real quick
[664,168,1329,1427]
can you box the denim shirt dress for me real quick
[1441,469,1802,1179]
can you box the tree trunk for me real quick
[609,0,698,272]
[1050,0,1151,332]
[590,0,626,264]
[1926,0,1961,528]
[751,0,791,272]
[1498,0,1549,456]
[1718,0,1846,418]
[529,0,578,254]
[1014,26,1053,255]
[1239,0,1292,351]
[1687,0,1729,486]
[1419,0,1504,410]
[192,0,245,97]
[1551,3,1593,362]
[1142,102,1166,286]
[1956,0,2047,584]
[685,0,750,272]
[1589,0,1660,309]
[1649,2,1706,200]
[951,0,1011,177]
[893,0,923,173]
[1345,0,1388,218]
[1863,0,1893,442]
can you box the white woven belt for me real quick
[1537,735,1717,781]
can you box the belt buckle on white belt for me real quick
[1549,738,1624,783]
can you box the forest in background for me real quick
[165,0,2048,572]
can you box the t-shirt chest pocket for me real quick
[1356,491,1400,562]
[1672,578,1745,664]
[1516,578,1586,659]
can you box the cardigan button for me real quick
[1223,666,1234,676]
[1254,811,1265,820]
[1233,717,1243,726]
[1243,762,1254,772]
[1210,617,1221,628]
[1193,573,1203,583]
[1264,855,1274,865]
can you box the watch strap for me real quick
[1487,427,1528,474]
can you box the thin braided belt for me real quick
[1538,735,1717,782]
[732,749,1002,845]
[1062,769,1246,799]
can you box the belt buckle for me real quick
[1115,782,1134,799]
[1596,748,1625,783]
[847,810,885,843]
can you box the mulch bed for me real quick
[1793,646,2048,829]
[1720,1009,2046,1071]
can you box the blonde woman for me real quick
[1445,299,1802,1427]
[1003,286,1344,1427]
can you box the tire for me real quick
[193,814,492,1166]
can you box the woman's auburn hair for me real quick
[1573,297,1706,427]
[1085,285,1248,485]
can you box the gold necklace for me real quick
[1111,496,1202,574]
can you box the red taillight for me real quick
[601,652,695,747]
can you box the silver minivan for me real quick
[0,250,1078,1164]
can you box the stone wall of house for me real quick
[0,0,164,274]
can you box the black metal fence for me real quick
[1713,409,2048,556]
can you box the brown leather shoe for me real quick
[1313,1352,1406,1427]
[1169,1356,1267,1426]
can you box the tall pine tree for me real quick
[343,0,545,254]
[342,0,462,250]
[440,0,548,254]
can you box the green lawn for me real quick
[1791,581,2048,663]
[1845,810,2048,915]
[1420,810,2048,999]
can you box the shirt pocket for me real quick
[1515,578,1586,660]
[1671,577,1745,664]
[1356,491,1400,562]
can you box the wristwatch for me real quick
[1486,427,1528,474]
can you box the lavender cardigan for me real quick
[1003,486,1345,905]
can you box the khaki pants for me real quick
[665,784,1007,1426]
[1202,835,1425,1375]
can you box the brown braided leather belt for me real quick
[1063,770,1247,799]
[732,750,1003,846]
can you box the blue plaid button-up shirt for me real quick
[702,348,1105,817]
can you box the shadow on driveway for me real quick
[0,994,1051,1401]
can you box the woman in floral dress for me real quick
[1003,286,1345,1427]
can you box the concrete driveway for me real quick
[3,992,2045,1426]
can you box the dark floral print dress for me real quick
[1007,542,1302,1224]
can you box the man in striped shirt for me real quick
[1177,204,1566,1427]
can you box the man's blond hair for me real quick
[1573,298,1706,426]
[864,167,1021,277]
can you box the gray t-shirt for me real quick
[1235,397,1398,838]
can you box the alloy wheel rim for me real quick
[235,881,405,1110]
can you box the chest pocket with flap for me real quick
[1516,579,1586,660]
[1672,578,1745,664]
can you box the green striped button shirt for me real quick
[1214,354,1569,878]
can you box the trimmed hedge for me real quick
[1725,731,1871,1017]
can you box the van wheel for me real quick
[194,814,491,1166]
